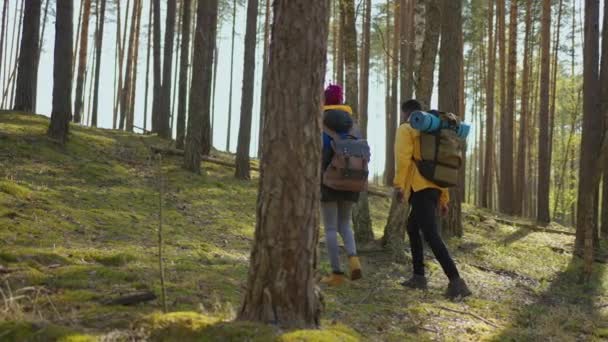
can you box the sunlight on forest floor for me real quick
[0,113,607,341]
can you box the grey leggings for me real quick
[322,201,357,273]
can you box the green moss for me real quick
[279,324,361,342]
[91,252,136,267]
[0,321,96,342]
[0,180,31,199]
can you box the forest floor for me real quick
[0,112,607,341]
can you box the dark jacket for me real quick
[321,106,360,203]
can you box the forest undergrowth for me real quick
[0,113,607,341]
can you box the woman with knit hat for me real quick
[320,84,363,286]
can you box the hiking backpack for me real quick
[415,111,466,188]
[322,127,371,193]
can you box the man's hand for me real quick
[439,203,449,217]
[394,188,405,203]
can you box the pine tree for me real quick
[183,0,218,173]
[48,0,74,143]
[482,0,496,209]
[238,0,329,326]
[72,0,91,123]
[13,0,41,113]
[234,0,259,179]
[537,0,552,224]
[91,0,106,128]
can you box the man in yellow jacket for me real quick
[393,99,471,299]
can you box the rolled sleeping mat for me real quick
[410,110,471,140]
[409,111,442,133]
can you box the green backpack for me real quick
[415,113,466,188]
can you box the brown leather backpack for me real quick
[322,126,371,192]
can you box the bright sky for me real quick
[1,0,601,178]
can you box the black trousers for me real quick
[407,188,460,281]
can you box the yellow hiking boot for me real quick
[349,256,362,281]
[320,272,347,287]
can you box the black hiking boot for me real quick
[445,278,472,299]
[400,275,428,290]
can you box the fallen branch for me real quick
[485,216,576,236]
[103,291,157,306]
[436,306,499,328]
[149,146,260,172]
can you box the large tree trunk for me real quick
[91,0,106,128]
[183,0,217,173]
[515,0,533,216]
[438,0,463,237]
[482,0,496,209]
[234,0,259,180]
[151,0,162,134]
[414,0,440,109]
[48,0,73,143]
[500,0,516,215]
[157,0,176,138]
[359,0,371,138]
[72,0,91,123]
[383,0,392,186]
[257,0,271,158]
[176,0,192,148]
[238,0,329,327]
[576,0,601,253]
[600,0,608,240]
[537,0,552,225]
[13,0,41,113]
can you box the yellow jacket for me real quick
[323,104,353,115]
[393,123,450,206]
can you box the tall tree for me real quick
[500,0,516,214]
[127,0,143,131]
[91,0,106,128]
[383,0,393,186]
[515,0,533,216]
[234,0,259,179]
[183,0,217,172]
[0,0,7,86]
[157,0,176,138]
[48,0,74,143]
[225,0,237,151]
[120,0,140,130]
[72,0,91,123]
[151,0,162,134]
[537,0,552,224]
[576,0,601,254]
[359,0,371,133]
[176,0,192,149]
[415,0,440,108]
[600,0,608,240]
[238,0,329,327]
[438,0,463,237]
[143,0,153,132]
[13,0,41,113]
[257,0,271,158]
[482,0,496,209]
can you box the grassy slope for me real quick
[0,113,606,341]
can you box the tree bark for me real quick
[225,0,237,152]
[143,1,153,132]
[72,0,91,123]
[0,0,8,89]
[600,0,608,240]
[48,0,73,143]
[151,0,162,134]
[500,0,516,215]
[537,0,552,225]
[234,0,259,180]
[13,0,41,113]
[183,0,218,173]
[515,0,532,216]
[91,0,106,128]
[120,0,141,131]
[157,0,176,138]
[438,0,463,237]
[127,0,143,131]
[176,0,192,148]
[414,0,440,109]
[257,0,271,158]
[238,0,329,327]
[482,0,496,209]
[576,0,601,252]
